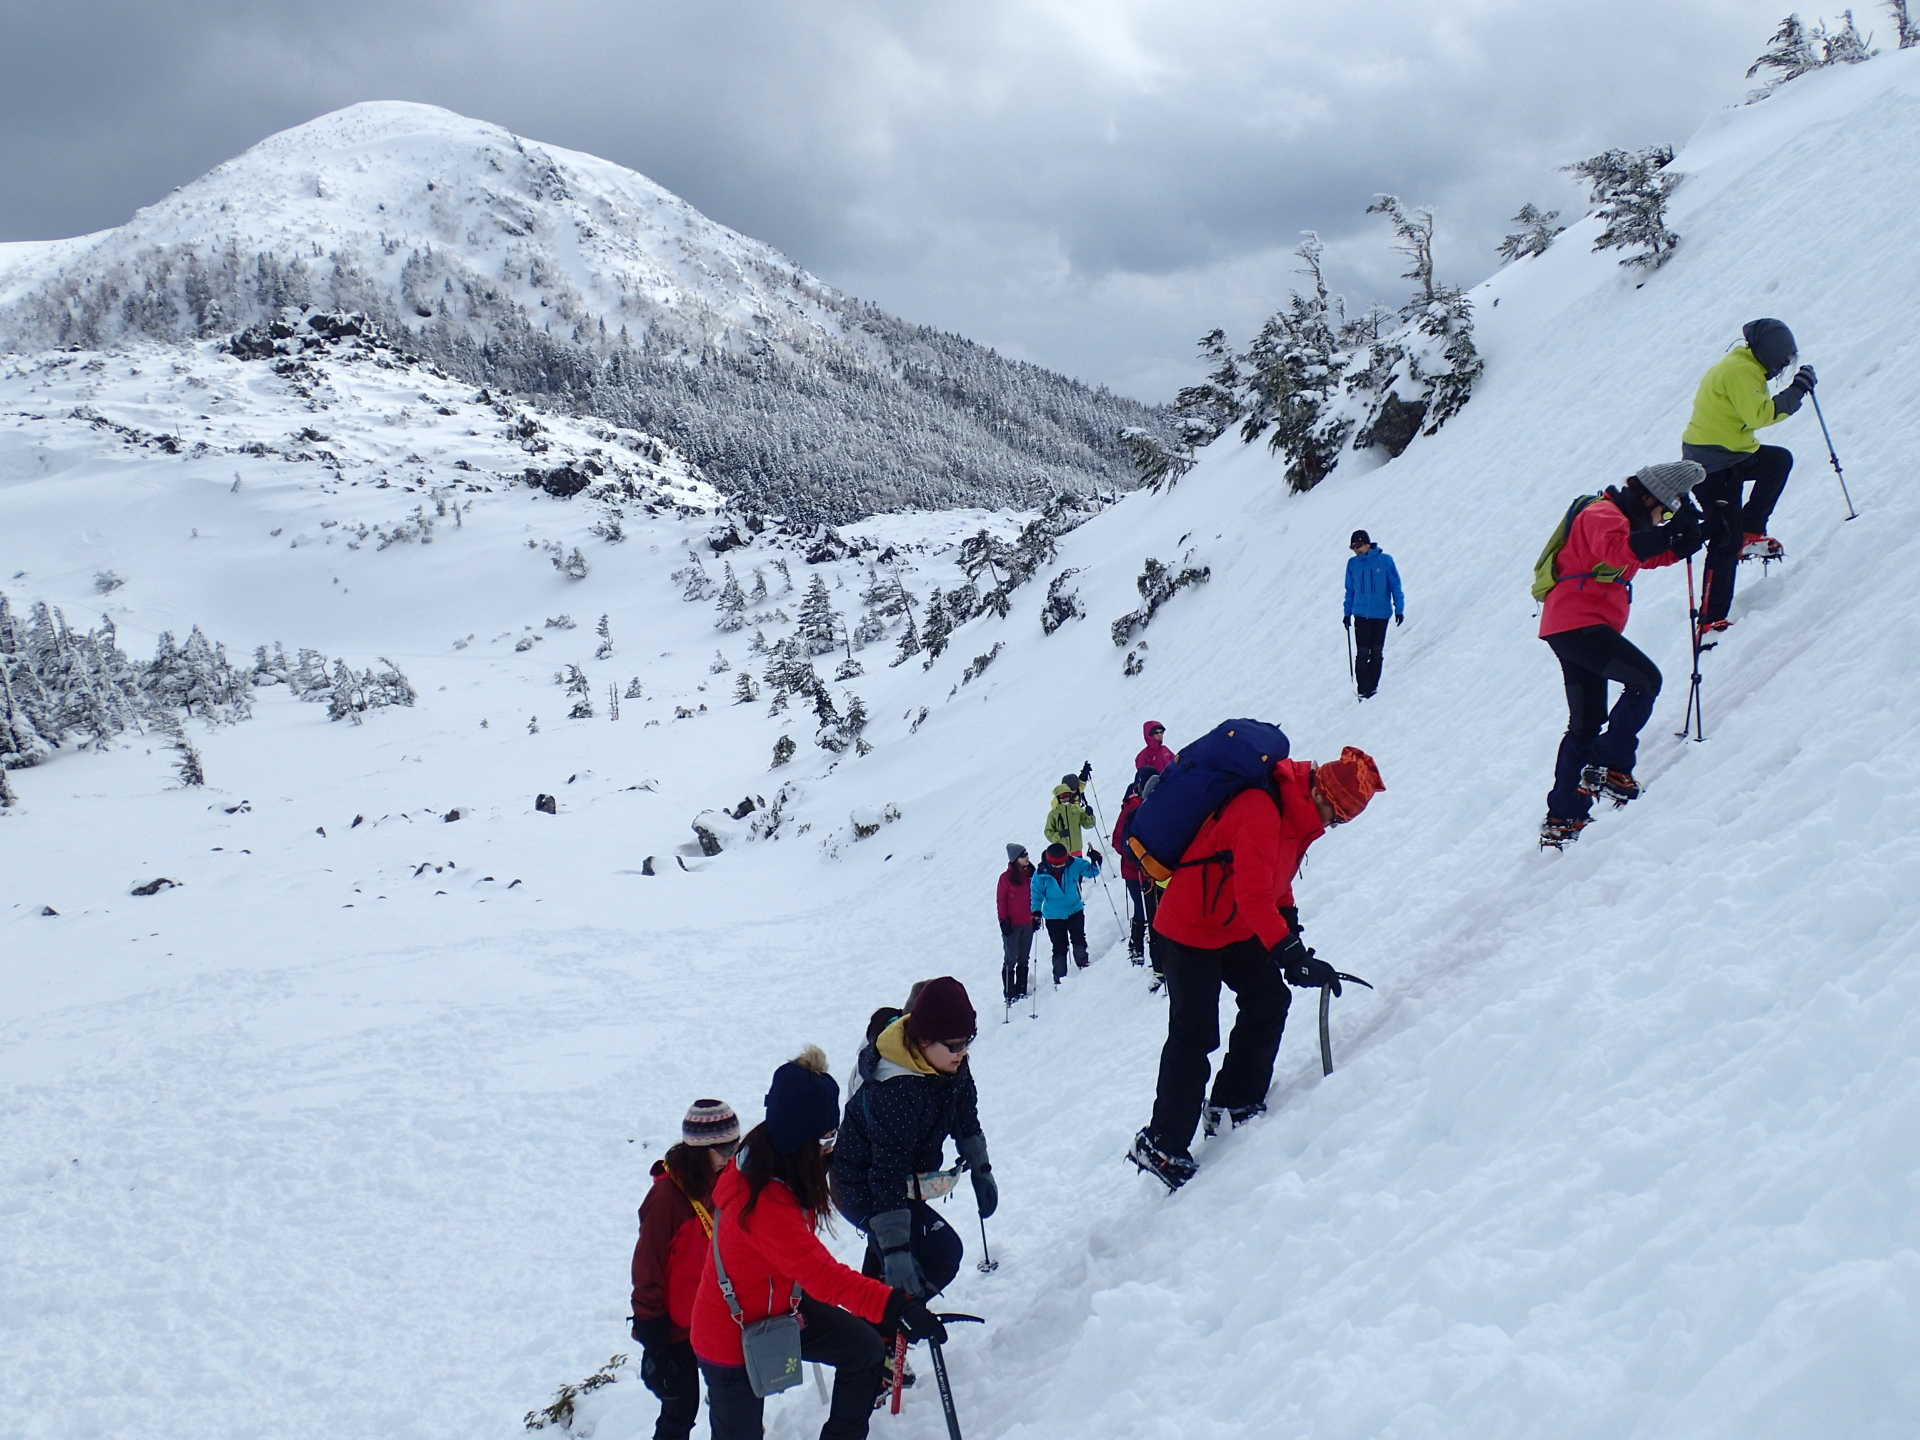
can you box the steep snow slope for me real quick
[5,49,1920,1440]
[0,102,1160,521]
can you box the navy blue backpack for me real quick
[1124,718,1289,882]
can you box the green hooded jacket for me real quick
[1044,785,1094,853]
[1681,346,1789,457]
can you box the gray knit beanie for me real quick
[1631,461,1704,510]
[1006,842,1028,862]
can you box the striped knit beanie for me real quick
[682,1098,740,1147]
[1315,746,1385,822]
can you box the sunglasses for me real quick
[928,1036,974,1054]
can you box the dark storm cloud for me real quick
[0,0,1779,396]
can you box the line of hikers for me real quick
[630,977,992,1440]
[1534,317,1816,848]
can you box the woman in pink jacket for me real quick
[996,844,1036,1005]
[1135,720,1176,773]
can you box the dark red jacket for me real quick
[1135,719,1176,774]
[1539,492,1681,638]
[1114,794,1146,882]
[1153,759,1323,951]
[690,1160,892,1367]
[631,1160,712,1340]
[996,864,1035,925]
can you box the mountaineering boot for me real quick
[1740,533,1785,561]
[1539,814,1589,851]
[874,1350,916,1408]
[1128,946,1145,965]
[1202,1101,1268,1138]
[1126,1128,1197,1191]
[1578,764,1640,806]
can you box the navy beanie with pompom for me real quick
[764,1046,840,1155]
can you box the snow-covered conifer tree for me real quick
[1171,329,1246,447]
[798,574,840,656]
[1889,0,1919,48]
[709,650,731,674]
[732,672,760,705]
[624,676,644,699]
[889,605,922,668]
[565,664,595,719]
[1496,204,1566,262]
[748,567,770,605]
[1563,146,1681,268]
[714,565,747,632]
[920,586,952,667]
[594,615,614,659]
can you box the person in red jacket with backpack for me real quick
[630,1099,740,1440]
[691,1047,945,1440]
[1537,462,1704,849]
[1128,747,1383,1190]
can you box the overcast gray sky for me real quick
[0,1,1792,398]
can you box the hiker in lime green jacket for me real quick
[1044,774,1095,855]
[1680,318,1815,630]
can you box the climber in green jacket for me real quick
[1679,317,1815,631]
[1043,775,1095,856]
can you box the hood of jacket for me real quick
[874,1016,940,1080]
[1742,318,1797,377]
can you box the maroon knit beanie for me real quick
[905,976,977,1045]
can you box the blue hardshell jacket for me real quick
[1031,855,1100,919]
[1344,548,1405,620]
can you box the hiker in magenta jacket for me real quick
[1113,769,1158,965]
[1536,462,1704,847]
[1135,720,1176,773]
[995,844,1036,1004]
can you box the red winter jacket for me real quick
[631,1159,712,1340]
[690,1160,892,1367]
[1114,794,1145,882]
[1152,759,1324,952]
[1539,492,1681,638]
[1135,720,1177,774]
[997,864,1035,925]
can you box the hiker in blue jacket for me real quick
[1032,842,1102,984]
[1343,530,1405,700]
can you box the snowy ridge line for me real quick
[0,100,1165,522]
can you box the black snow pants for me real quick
[1001,922,1034,1001]
[1148,933,1292,1155]
[1124,878,1159,958]
[1694,444,1793,624]
[1352,616,1389,697]
[700,1298,885,1440]
[640,1341,700,1440]
[1046,911,1089,978]
[1543,624,1663,821]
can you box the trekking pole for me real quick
[1676,558,1705,742]
[1344,621,1353,679]
[1080,772,1129,939]
[976,1214,998,1274]
[1808,392,1858,520]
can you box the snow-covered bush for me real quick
[1562,146,1682,270]
[1497,204,1566,263]
[1747,11,1878,99]
[1040,569,1085,635]
[1111,556,1212,647]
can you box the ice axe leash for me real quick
[1809,391,1858,520]
[1317,972,1373,1078]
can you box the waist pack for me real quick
[1124,719,1289,883]
[710,1208,805,1397]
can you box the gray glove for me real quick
[1773,365,1815,416]
[957,1133,997,1218]
[869,1209,927,1296]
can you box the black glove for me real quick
[1794,364,1816,391]
[958,1133,997,1218]
[1276,934,1342,996]
[639,1341,694,1397]
[1665,504,1705,559]
[999,919,1011,936]
[869,1209,927,1296]
[1394,612,1404,626]
[884,1289,948,1344]
[631,1314,675,1350]
[1079,761,1093,783]
[1086,847,1104,867]
[1343,614,1352,629]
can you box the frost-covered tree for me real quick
[1497,203,1566,262]
[797,574,840,656]
[1562,146,1681,269]
[1040,569,1085,635]
[920,586,952,667]
[594,614,615,659]
[624,676,644,699]
[732,672,760,705]
[1822,9,1878,61]
[889,604,922,668]
[1889,0,1919,47]
[554,546,589,581]
[771,735,796,768]
[709,650,731,674]
[674,550,713,601]
[747,566,770,605]
[1171,329,1246,448]
[565,664,595,719]
[714,564,747,632]
[1119,427,1197,492]
[770,557,793,595]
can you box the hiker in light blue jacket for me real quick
[1031,842,1102,984]
[1342,529,1405,700]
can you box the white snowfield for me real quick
[5,48,1920,1440]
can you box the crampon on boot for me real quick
[1203,1101,1268,1138]
[1126,1128,1197,1191]
[873,1350,916,1408]
[1540,814,1589,851]
[1740,533,1785,562]
[1578,764,1640,807]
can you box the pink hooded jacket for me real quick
[1135,720,1176,774]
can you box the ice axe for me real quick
[1317,972,1373,1077]
[975,1215,998,1274]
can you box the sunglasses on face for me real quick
[929,1036,974,1055]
